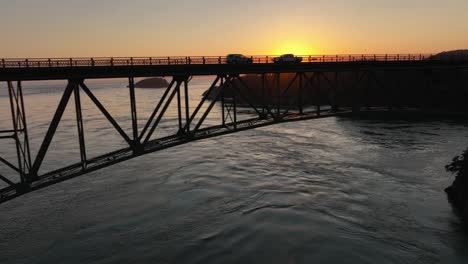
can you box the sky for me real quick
[0,0,467,58]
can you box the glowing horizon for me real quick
[1,0,467,58]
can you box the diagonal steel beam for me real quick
[233,76,266,118]
[73,84,87,169]
[7,81,24,182]
[139,78,176,141]
[128,77,139,143]
[176,80,183,132]
[192,77,227,133]
[31,81,75,178]
[0,173,15,186]
[80,82,133,147]
[143,80,182,144]
[276,73,300,117]
[184,75,220,132]
[0,157,20,173]
[183,79,190,133]
[17,81,32,171]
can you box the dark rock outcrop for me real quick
[128,77,169,88]
[445,147,468,221]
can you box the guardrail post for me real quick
[25,59,29,68]
[168,57,171,65]
[397,54,399,61]
[373,54,376,61]
[149,57,152,65]
[336,55,338,62]
[188,57,191,64]
[110,58,114,66]
[130,57,134,66]
[69,58,73,67]
[48,59,51,67]
[202,57,205,64]
[1,59,4,68]
[218,56,221,64]
[91,58,95,66]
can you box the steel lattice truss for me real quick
[0,72,356,203]
[2,57,468,204]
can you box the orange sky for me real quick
[1,0,467,58]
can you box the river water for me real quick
[0,78,467,264]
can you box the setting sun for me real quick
[270,41,319,55]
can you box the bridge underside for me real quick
[1,60,468,204]
[1,71,357,203]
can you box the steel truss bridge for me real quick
[1,54,468,204]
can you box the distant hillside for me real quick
[128,77,169,88]
[429,49,468,60]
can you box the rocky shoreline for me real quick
[445,147,468,222]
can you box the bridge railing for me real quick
[0,54,449,68]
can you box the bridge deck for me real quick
[1,54,468,81]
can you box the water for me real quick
[0,78,467,263]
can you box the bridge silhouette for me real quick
[1,54,468,204]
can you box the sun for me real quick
[271,41,319,56]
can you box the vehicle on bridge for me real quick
[226,54,253,64]
[273,54,303,64]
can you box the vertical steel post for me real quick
[8,81,25,184]
[276,73,281,119]
[184,78,190,133]
[221,77,226,126]
[364,71,372,110]
[316,73,321,116]
[176,78,183,132]
[298,73,303,115]
[73,83,87,169]
[332,72,339,112]
[233,88,237,130]
[262,73,266,116]
[128,77,138,144]
[387,71,393,111]
[17,81,32,169]
[352,71,360,114]
[31,81,75,178]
